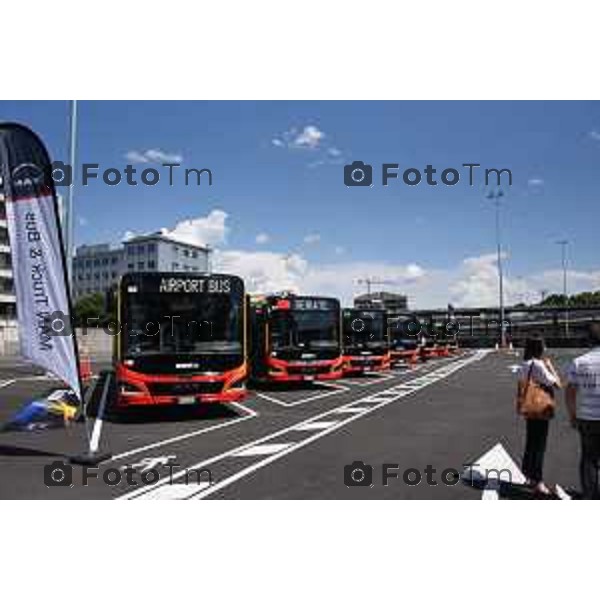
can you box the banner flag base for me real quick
[68,371,112,467]
[68,451,112,467]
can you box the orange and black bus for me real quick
[115,272,247,406]
[342,308,391,374]
[250,294,343,382]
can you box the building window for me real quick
[148,243,156,253]
[128,263,134,270]
[138,261,144,270]
[94,259,100,267]
[111,256,118,264]
[191,251,198,259]
[94,273,100,280]
[148,260,156,270]
[137,245,145,254]
[111,271,117,279]
[102,257,108,265]
[172,262,179,270]
[85,260,92,268]
[183,249,189,258]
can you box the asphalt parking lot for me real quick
[0,349,586,499]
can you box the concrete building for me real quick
[0,180,17,353]
[354,291,408,313]
[72,233,211,298]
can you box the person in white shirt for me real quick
[566,322,600,499]
[518,336,562,495]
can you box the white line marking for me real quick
[341,373,394,387]
[333,407,367,414]
[122,351,485,500]
[138,482,212,500]
[0,379,16,389]
[254,381,349,407]
[109,401,258,463]
[555,484,571,500]
[482,484,500,500]
[232,443,294,457]
[358,397,389,404]
[292,420,340,431]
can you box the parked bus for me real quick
[115,272,247,406]
[250,294,343,382]
[388,316,420,366]
[342,308,391,374]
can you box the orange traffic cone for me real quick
[79,347,93,382]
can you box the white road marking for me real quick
[292,420,340,431]
[482,483,500,500]
[254,381,348,407]
[138,482,212,500]
[463,441,526,500]
[555,484,571,500]
[120,455,177,472]
[231,443,294,457]
[109,401,258,463]
[463,442,526,487]
[333,407,366,414]
[121,351,486,500]
[0,379,16,389]
[341,373,394,387]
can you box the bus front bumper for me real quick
[115,364,247,407]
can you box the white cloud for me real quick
[588,130,600,142]
[334,246,346,256]
[303,233,321,245]
[528,178,544,186]
[117,209,600,309]
[161,210,229,248]
[77,216,88,227]
[214,250,307,295]
[255,232,270,245]
[271,124,346,168]
[292,125,324,149]
[125,148,183,164]
[122,230,135,242]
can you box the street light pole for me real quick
[487,188,506,348]
[65,100,78,287]
[557,240,570,337]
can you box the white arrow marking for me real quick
[463,442,526,499]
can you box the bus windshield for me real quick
[122,277,243,357]
[270,308,339,350]
[343,310,387,348]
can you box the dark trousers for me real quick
[522,418,549,483]
[578,420,600,500]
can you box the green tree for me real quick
[74,293,107,325]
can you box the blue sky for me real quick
[1,100,599,307]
